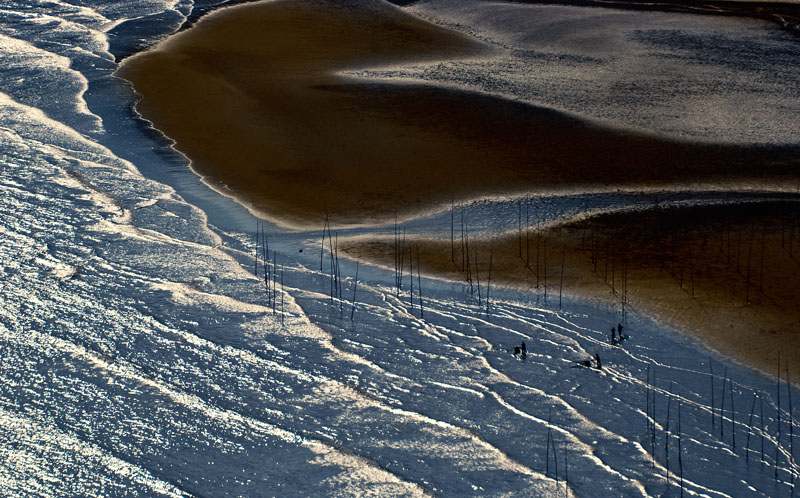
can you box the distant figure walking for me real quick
[611,327,616,343]
[618,323,625,341]
[521,341,527,356]
[595,353,602,370]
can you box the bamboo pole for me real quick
[518,199,522,259]
[678,402,684,497]
[759,224,766,291]
[559,246,566,309]
[788,364,794,480]
[486,240,493,317]
[400,228,406,293]
[268,228,272,306]
[461,208,465,272]
[546,408,552,477]
[746,226,754,305]
[320,213,328,272]
[350,261,359,321]
[409,244,414,312]
[329,228,336,302]
[273,248,278,310]
[465,229,473,295]
[652,366,657,467]
[475,245,482,307]
[761,396,766,468]
[564,441,569,498]
[778,353,782,482]
[525,199,530,268]
[665,382,674,483]
[543,236,548,304]
[747,393,757,463]
[721,366,728,439]
[647,364,652,433]
[451,196,455,263]
[710,359,715,431]
[416,246,423,319]
[730,378,736,451]
[336,234,343,312]
[254,221,260,276]
[552,434,559,484]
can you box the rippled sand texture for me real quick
[341,201,800,375]
[117,0,798,229]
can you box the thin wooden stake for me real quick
[328,228,336,302]
[730,378,736,451]
[761,396,766,467]
[665,382,674,484]
[710,359,716,431]
[460,208,465,272]
[678,401,684,497]
[778,353,782,482]
[350,261,359,321]
[647,364,652,433]
[525,200,530,268]
[552,434,559,483]
[546,408,552,476]
[652,366,657,468]
[409,245,414,312]
[559,246,566,309]
[543,236,548,304]
[336,233,343,312]
[475,245,482,306]
[320,213,328,272]
[254,222,260,276]
[721,366,728,439]
[400,228,406,294]
[746,226,754,305]
[518,199,522,259]
[267,237,272,306]
[451,196,455,263]
[486,239,493,317]
[416,246,423,319]
[760,224,766,291]
[747,393,757,463]
[272,251,277,314]
[788,364,794,480]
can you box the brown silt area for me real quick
[116,0,798,229]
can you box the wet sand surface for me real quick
[116,0,799,229]
[341,202,800,375]
[116,0,800,373]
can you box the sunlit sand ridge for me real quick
[116,0,799,229]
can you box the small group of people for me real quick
[611,323,628,344]
[510,322,630,369]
